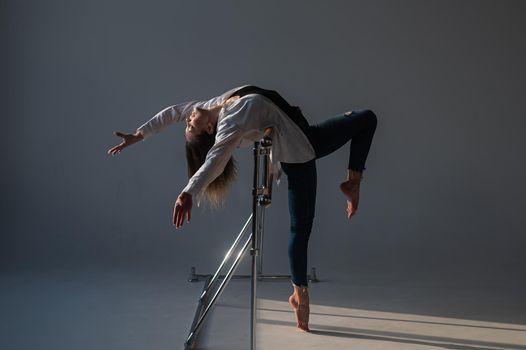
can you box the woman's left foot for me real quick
[289,287,310,332]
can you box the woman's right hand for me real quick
[107,131,144,155]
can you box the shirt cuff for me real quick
[182,183,205,207]
[136,127,151,140]
[181,183,197,197]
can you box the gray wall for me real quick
[2,0,525,282]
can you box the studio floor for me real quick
[1,266,525,350]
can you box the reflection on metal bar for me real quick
[200,214,253,302]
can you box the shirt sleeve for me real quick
[136,101,198,139]
[182,124,244,202]
[136,86,246,139]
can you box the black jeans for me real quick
[281,109,378,287]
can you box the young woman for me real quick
[107,84,378,332]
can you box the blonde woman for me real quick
[107,84,378,332]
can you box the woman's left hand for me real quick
[173,192,193,229]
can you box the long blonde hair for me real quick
[185,129,237,208]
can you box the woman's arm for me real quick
[185,126,243,200]
[137,86,248,139]
[108,86,249,156]
[135,101,198,139]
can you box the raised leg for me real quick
[305,109,377,218]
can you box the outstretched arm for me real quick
[107,99,217,156]
[107,85,248,155]
[136,86,245,139]
[135,101,198,139]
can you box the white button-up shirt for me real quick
[136,85,316,203]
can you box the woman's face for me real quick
[185,107,213,141]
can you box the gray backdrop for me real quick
[2,0,525,284]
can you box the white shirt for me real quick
[136,85,316,202]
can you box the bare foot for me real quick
[340,180,360,219]
[288,291,310,332]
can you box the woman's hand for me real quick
[173,192,193,229]
[107,131,144,155]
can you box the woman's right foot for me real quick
[340,179,360,218]
[340,169,363,219]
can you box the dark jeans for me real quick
[281,109,378,287]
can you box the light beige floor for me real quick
[1,267,525,350]
[204,277,526,350]
[256,299,526,350]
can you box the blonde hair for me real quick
[185,131,237,208]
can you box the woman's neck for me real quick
[208,104,222,126]
[209,96,239,127]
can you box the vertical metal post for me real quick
[256,208,265,279]
[250,141,260,350]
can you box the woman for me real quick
[107,84,378,332]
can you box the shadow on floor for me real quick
[259,318,526,350]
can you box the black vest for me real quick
[227,85,310,134]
